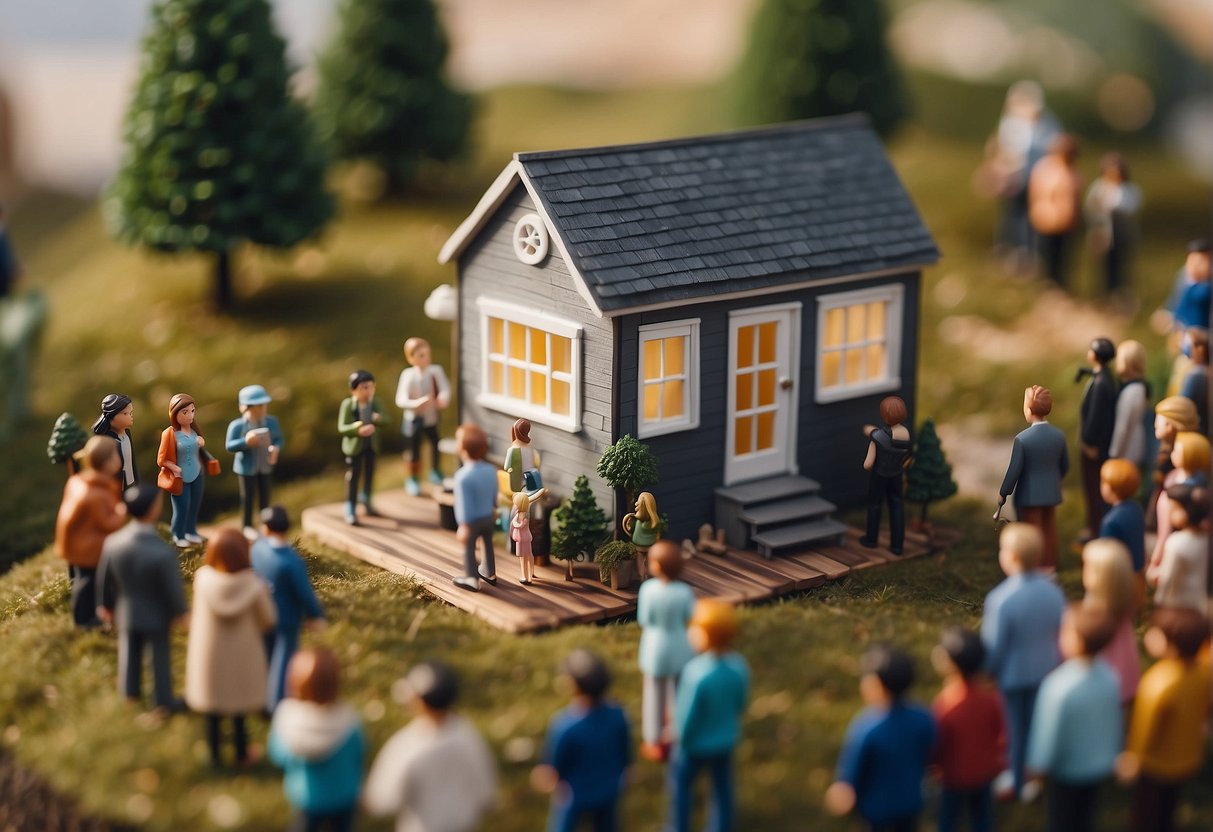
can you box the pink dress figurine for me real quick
[511,491,536,585]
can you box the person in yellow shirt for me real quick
[1117,607,1210,832]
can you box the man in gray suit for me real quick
[998,385,1069,570]
[97,483,188,713]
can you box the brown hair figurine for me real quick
[637,539,695,761]
[452,423,498,592]
[397,337,450,496]
[860,395,911,555]
[156,392,211,548]
[998,385,1068,570]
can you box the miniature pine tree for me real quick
[47,412,88,475]
[104,0,334,310]
[905,418,957,524]
[314,0,473,195]
[732,0,908,136]
[596,435,659,532]
[551,475,609,579]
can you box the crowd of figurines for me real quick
[45,229,1212,832]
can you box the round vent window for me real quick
[513,214,549,265]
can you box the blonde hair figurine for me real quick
[623,491,660,580]
[1079,539,1140,703]
[511,491,537,585]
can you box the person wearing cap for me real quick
[363,661,497,832]
[96,483,188,713]
[338,369,388,525]
[225,384,285,540]
[251,506,325,712]
[92,393,138,488]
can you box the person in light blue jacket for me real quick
[269,648,365,832]
[225,384,285,539]
[637,539,696,761]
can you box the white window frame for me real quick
[636,319,700,439]
[477,296,582,432]
[815,284,903,404]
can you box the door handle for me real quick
[779,377,793,390]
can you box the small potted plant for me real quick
[595,540,638,590]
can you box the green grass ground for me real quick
[0,81,1209,829]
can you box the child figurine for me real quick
[97,483,187,713]
[668,598,749,832]
[1078,539,1140,704]
[504,417,542,495]
[252,506,326,711]
[92,393,138,488]
[363,661,497,832]
[225,384,284,540]
[395,336,450,496]
[1077,337,1119,540]
[510,491,536,585]
[337,370,388,525]
[453,423,498,592]
[1108,340,1149,466]
[1145,396,1198,530]
[157,393,216,548]
[532,650,631,832]
[1118,607,1211,832]
[1098,459,1146,577]
[981,522,1065,800]
[1148,484,1210,615]
[185,528,276,767]
[859,395,912,556]
[997,385,1068,571]
[622,491,660,580]
[636,539,695,762]
[55,436,127,628]
[269,648,366,832]
[1026,603,1121,832]
[931,628,1006,832]
[1149,431,1210,570]
[825,646,936,830]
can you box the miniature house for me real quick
[439,115,939,555]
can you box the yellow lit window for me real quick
[637,319,700,438]
[816,286,902,403]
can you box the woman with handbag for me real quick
[158,393,220,548]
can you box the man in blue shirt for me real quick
[452,423,498,591]
[533,650,631,832]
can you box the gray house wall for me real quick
[456,184,617,517]
[617,272,921,542]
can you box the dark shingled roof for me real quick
[514,114,939,314]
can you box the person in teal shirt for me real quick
[637,540,696,761]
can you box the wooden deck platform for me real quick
[301,491,933,634]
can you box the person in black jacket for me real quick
[1078,338,1119,539]
[860,396,913,555]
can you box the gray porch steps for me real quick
[715,474,846,559]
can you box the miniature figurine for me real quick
[1148,483,1210,616]
[1108,340,1148,467]
[92,393,138,488]
[859,395,912,555]
[0,201,21,299]
[225,384,284,540]
[1149,431,1210,570]
[510,491,537,585]
[1145,396,1197,530]
[532,649,631,832]
[363,661,497,831]
[504,417,542,495]
[622,491,661,579]
[251,506,326,711]
[931,628,1005,832]
[185,528,276,767]
[54,436,127,628]
[981,522,1065,800]
[1083,152,1140,297]
[452,423,497,591]
[1118,607,1211,832]
[825,645,935,829]
[1178,326,1208,435]
[1172,243,1211,333]
[636,539,696,762]
[1077,539,1140,704]
[96,483,187,713]
[668,598,749,832]
[997,385,1068,571]
[157,393,218,548]
[337,369,388,525]
[1028,133,1083,286]
[1097,460,1146,604]
[1077,337,1118,539]
[1151,239,1210,336]
[1025,602,1121,832]
[395,336,450,496]
[269,648,366,832]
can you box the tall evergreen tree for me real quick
[905,418,957,523]
[104,0,334,310]
[314,0,473,194]
[732,0,908,136]
[47,412,88,475]
[551,475,610,579]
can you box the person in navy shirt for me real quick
[532,650,631,832]
[826,645,936,832]
[251,506,325,711]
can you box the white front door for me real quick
[724,302,801,485]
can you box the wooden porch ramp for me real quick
[301,491,931,634]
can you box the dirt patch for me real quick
[0,753,133,832]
